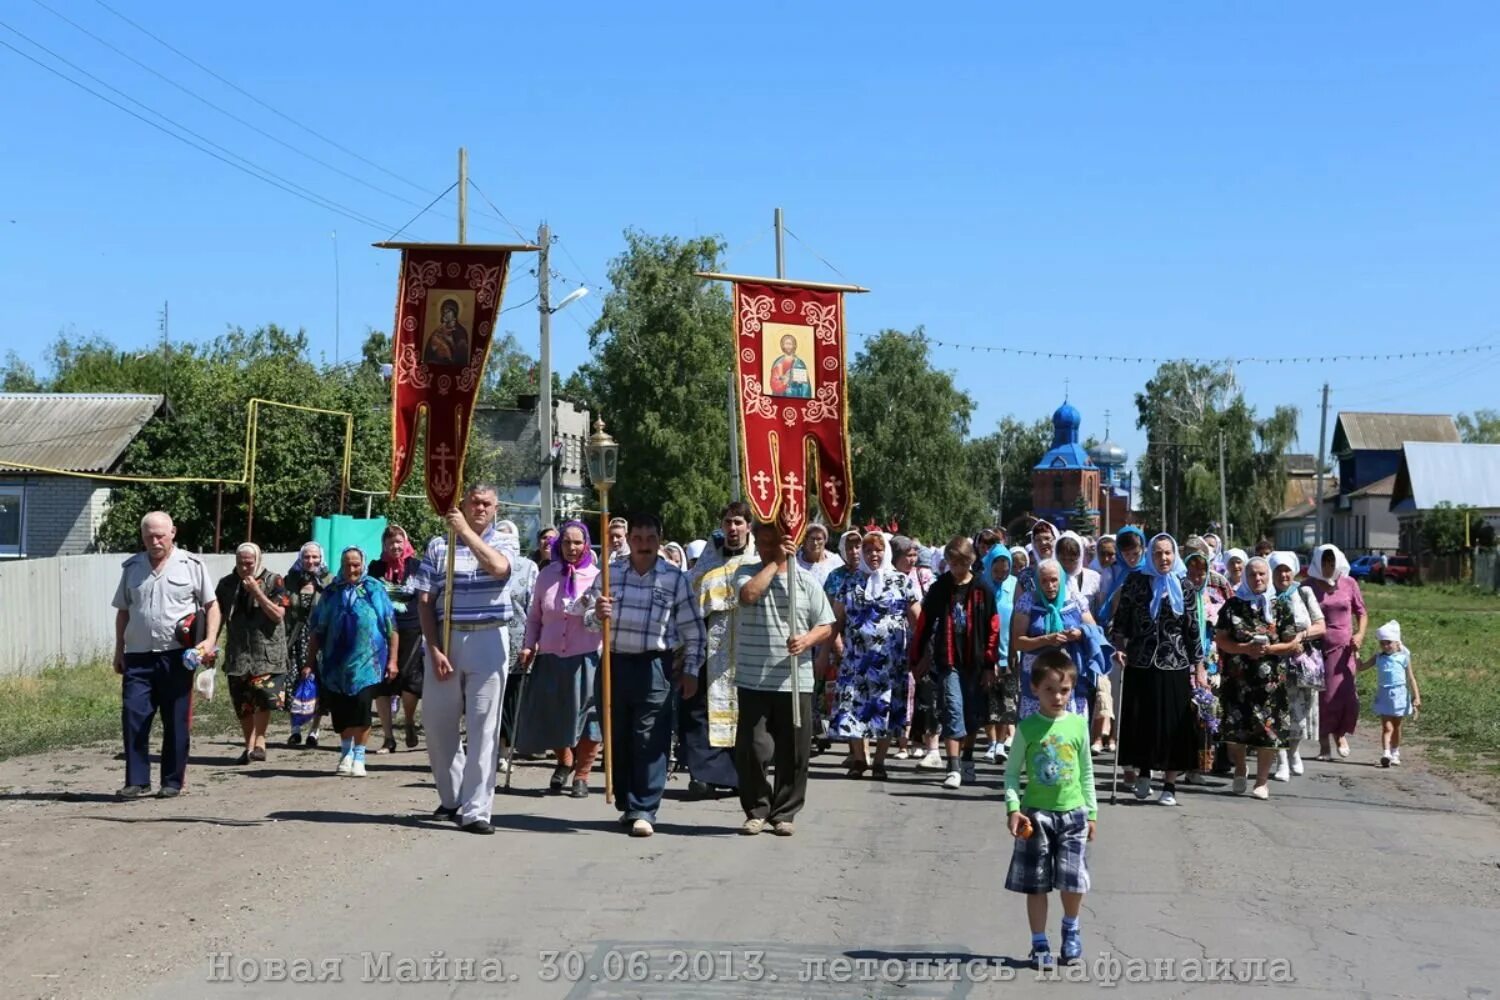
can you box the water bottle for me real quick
[183,647,201,671]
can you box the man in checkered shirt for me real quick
[583,511,706,837]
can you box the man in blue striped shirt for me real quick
[415,484,514,836]
[585,511,706,837]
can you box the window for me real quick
[1052,476,1064,504]
[0,487,24,557]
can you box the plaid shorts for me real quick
[1005,807,1091,895]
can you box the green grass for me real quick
[1361,584,1500,780]
[0,661,241,761]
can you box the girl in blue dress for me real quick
[1360,620,1422,768]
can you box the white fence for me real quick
[0,551,297,677]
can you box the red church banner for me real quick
[386,245,513,513]
[733,280,854,542]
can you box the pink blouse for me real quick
[522,560,603,658]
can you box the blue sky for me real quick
[2,1,1498,482]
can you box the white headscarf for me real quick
[859,535,896,601]
[1307,544,1351,585]
[662,542,687,568]
[1236,555,1276,623]
[1376,620,1402,643]
[235,541,263,577]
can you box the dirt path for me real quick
[3,725,1499,1000]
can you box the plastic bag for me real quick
[193,667,216,701]
[289,673,319,728]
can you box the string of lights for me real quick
[851,330,1497,366]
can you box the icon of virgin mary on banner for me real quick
[732,279,856,542]
[383,244,520,513]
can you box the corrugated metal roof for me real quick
[1392,442,1500,511]
[1272,500,1316,522]
[0,393,165,473]
[1333,412,1459,454]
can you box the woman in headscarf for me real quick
[214,542,288,764]
[1109,534,1205,805]
[662,542,687,569]
[1181,539,1235,778]
[1307,543,1367,760]
[983,547,1020,764]
[1223,549,1248,589]
[822,530,863,601]
[1215,555,1299,799]
[1268,552,1326,781]
[1096,526,1146,629]
[912,536,1000,790]
[301,546,398,777]
[817,529,864,756]
[827,532,919,778]
[1011,559,1097,722]
[1008,546,1030,577]
[368,525,424,752]
[1017,521,1058,595]
[517,520,602,797]
[284,541,334,747]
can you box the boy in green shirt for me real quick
[1004,648,1098,969]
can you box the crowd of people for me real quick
[110,495,1422,960]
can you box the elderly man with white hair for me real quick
[111,512,220,800]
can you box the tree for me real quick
[1420,502,1486,554]
[1134,361,1298,544]
[580,230,734,539]
[1458,410,1500,444]
[964,417,1051,528]
[1068,495,1096,536]
[1,351,42,391]
[847,329,987,539]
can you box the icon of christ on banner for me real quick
[764,324,814,398]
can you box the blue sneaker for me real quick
[1061,926,1083,965]
[1030,945,1055,971]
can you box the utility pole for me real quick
[1314,381,1330,547]
[332,231,341,362]
[1218,429,1229,546]
[453,146,465,244]
[538,221,554,532]
[1160,446,1169,536]
[158,301,169,396]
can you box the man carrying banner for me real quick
[733,522,836,836]
[584,512,706,837]
[415,484,514,835]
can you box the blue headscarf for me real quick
[1098,526,1147,625]
[1037,559,1069,633]
[326,546,395,668]
[1143,532,1186,620]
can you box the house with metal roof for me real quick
[1321,412,1460,554]
[1390,442,1500,554]
[0,393,167,558]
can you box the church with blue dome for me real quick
[1030,399,1131,532]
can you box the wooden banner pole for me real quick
[599,488,615,804]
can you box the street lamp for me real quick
[584,418,620,804]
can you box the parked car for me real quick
[1349,555,1385,581]
[1382,554,1417,585]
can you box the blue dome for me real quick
[1053,401,1081,432]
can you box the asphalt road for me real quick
[119,740,1500,1000]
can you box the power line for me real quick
[89,0,436,198]
[30,0,448,219]
[0,29,396,233]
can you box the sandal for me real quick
[846,762,868,779]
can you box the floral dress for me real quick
[828,571,916,740]
[281,568,331,707]
[1216,596,1296,749]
